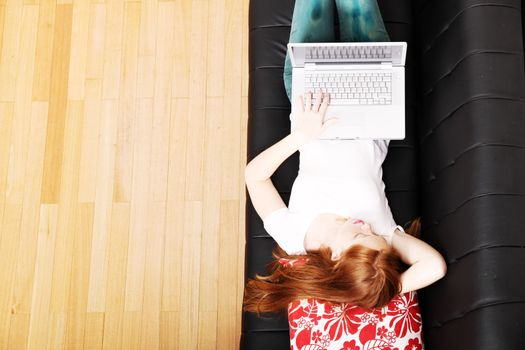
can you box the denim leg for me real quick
[335,0,390,42]
[284,0,336,102]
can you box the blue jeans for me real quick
[283,0,391,101]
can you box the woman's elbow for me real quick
[434,255,448,280]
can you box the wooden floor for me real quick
[0,0,248,348]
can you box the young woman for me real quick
[243,1,446,348]
[243,89,446,305]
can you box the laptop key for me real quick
[330,99,361,105]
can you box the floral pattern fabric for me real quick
[281,258,425,350]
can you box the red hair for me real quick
[243,217,422,316]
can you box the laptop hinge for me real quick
[305,61,393,69]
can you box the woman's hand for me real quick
[292,88,341,143]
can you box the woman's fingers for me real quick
[313,88,322,111]
[318,92,330,115]
[300,89,330,115]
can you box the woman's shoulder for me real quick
[263,208,319,256]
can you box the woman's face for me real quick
[324,217,388,260]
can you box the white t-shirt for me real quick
[263,116,404,255]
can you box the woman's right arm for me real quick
[391,229,448,294]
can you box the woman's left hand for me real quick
[292,88,341,143]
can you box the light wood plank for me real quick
[237,94,249,345]
[102,312,123,350]
[85,3,105,80]
[65,312,87,349]
[47,313,66,349]
[113,1,140,203]
[222,0,244,200]
[198,97,222,314]
[184,0,208,201]
[0,204,23,349]
[12,102,48,315]
[83,312,105,350]
[101,0,124,99]
[26,204,58,350]
[41,4,73,204]
[160,311,178,350]
[31,0,56,102]
[78,79,102,202]
[241,0,249,98]
[7,313,29,350]
[87,100,118,312]
[22,1,40,7]
[140,201,165,349]
[64,203,94,348]
[171,0,191,97]
[102,203,130,349]
[136,0,157,100]
[105,202,130,313]
[218,199,240,350]
[136,54,155,99]
[206,0,225,97]
[4,4,39,205]
[0,5,5,56]
[198,311,218,349]
[0,1,22,101]
[150,1,174,202]
[49,100,84,314]
[102,203,131,349]
[67,0,90,100]
[161,98,188,313]
[0,102,14,231]
[138,0,157,57]
[178,200,202,350]
[124,98,153,311]
[121,311,141,349]
[161,200,184,312]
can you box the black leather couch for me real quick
[242,1,525,349]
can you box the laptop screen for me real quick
[289,42,406,67]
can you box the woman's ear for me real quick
[360,223,370,232]
[331,248,341,261]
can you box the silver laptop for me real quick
[288,42,407,140]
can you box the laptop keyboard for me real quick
[304,71,392,105]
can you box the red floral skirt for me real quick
[287,291,424,350]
